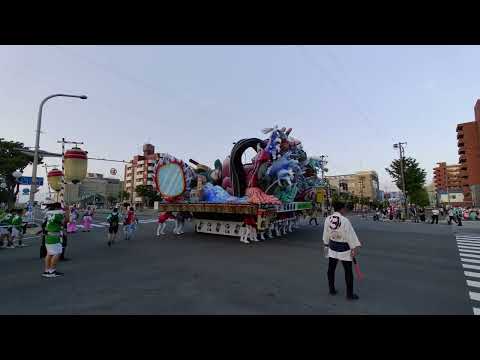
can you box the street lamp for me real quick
[29,94,88,205]
[393,142,408,220]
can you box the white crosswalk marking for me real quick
[465,271,480,278]
[460,253,480,259]
[457,248,480,253]
[466,280,480,288]
[457,234,480,314]
[461,258,480,264]
[469,292,480,302]
[462,264,480,271]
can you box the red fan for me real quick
[353,257,364,280]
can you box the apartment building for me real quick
[124,144,167,205]
[456,99,480,206]
[327,170,380,201]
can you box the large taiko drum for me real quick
[47,169,63,192]
[64,147,88,184]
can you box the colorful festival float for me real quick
[154,126,329,239]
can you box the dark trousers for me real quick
[327,257,354,297]
[457,216,463,226]
[448,216,456,225]
[431,215,439,224]
[60,234,67,260]
[309,217,318,225]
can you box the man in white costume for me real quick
[323,201,362,300]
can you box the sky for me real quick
[1,45,478,201]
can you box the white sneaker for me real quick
[160,232,166,235]
[240,238,250,244]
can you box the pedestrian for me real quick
[418,207,426,222]
[447,207,456,225]
[431,208,439,224]
[173,212,186,235]
[309,206,319,226]
[37,217,47,259]
[82,206,94,232]
[323,201,362,300]
[455,207,463,226]
[106,207,121,246]
[123,207,138,240]
[42,202,65,278]
[240,215,258,244]
[0,209,13,248]
[11,208,26,247]
[67,205,78,233]
[156,211,173,236]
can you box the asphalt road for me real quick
[0,213,477,314]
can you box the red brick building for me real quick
[433,162,462,191]
[456,99,480,206]
[124,144,166,205]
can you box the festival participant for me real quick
[455,207,463,226]
[173,212,186,235]
[156,211,173,236]
[82,206,94,232]
[418,207,426,222]
[240,215,258,244]
[11,208,25,247]
[1,209,14,248]
[42,202,65,278]
[124,207,138,240]
[67,205,78,233]
[447,207,456,225]
[0,209,12,248]
[431,208,439,224]
[106,207,121,247]
[323,201,361,300]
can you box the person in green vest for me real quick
[11,208,25,247]
[42,201,66,278]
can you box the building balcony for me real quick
[137,160,145,165]
[458,140,465,147]
[459,155,467,163]
[456,124,463,131]
[458,149,465,155]
[457,132,464,139]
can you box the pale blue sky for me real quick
[1,45,478,199]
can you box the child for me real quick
[106,207,120,247]
[156,211,173,236]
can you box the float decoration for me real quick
[64,147,88,184]
[47,169,63,192]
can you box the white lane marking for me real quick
[462,264,480,271]
[460,253,480,259]
[139,219,157,224]
[469,292,480,301]
[457,248,480,253]
[461,258,480,264]
[456,236,480,239]
[457,239,480,243]
[465,271,480,278]
[457,238,480,242]
[457,242,480,247]
[474,308,480,315]
[91,223,104,228]
[466,280,480,288]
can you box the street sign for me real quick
[110,168,117,176]
[22,188,30,195]
[18,176,43,186]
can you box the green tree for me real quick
[0,138,39,208]
[409,188,430,207]
[385,157,427,197]
[135,185,161,207]
[118,190,129,201]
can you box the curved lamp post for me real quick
[29,94,88,204]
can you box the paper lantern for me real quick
[47,169,63,192]
[153,158,186,201]
[64,147,88,184]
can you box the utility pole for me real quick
[319,155,329,212]
[393,142,408,220]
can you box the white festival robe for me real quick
[323,212,361,262]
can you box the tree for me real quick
[135,185,161,207]
[106,195,117,206]
[410,188,430,207]
[385,157,427,197]
[118,190,129,201]
[0,138,39,208]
